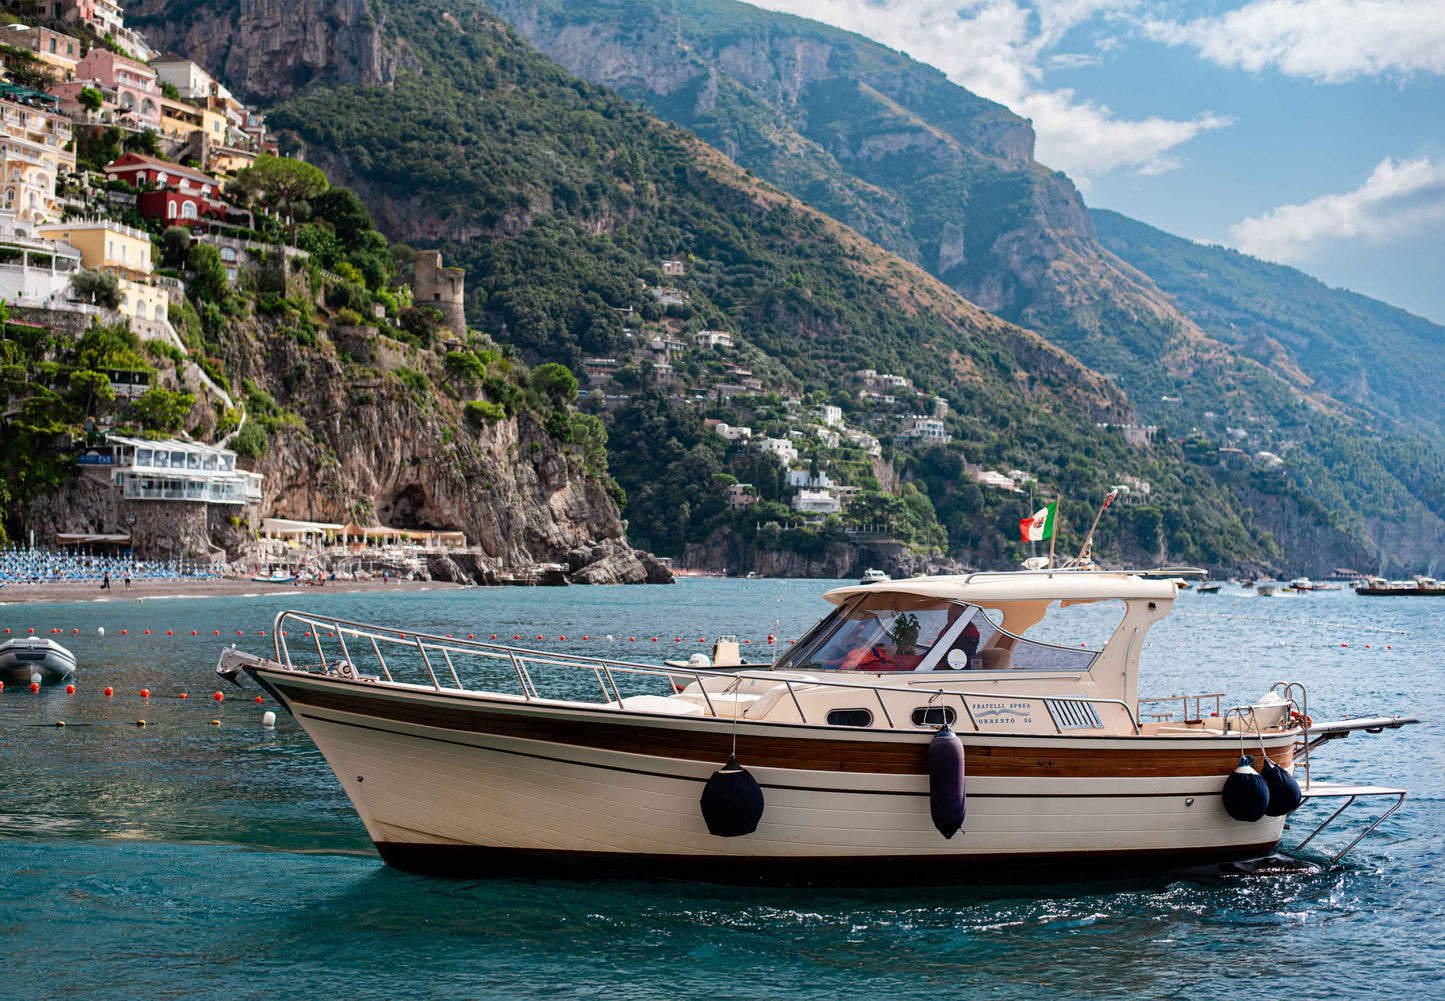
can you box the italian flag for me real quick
[1020,502,1057,543]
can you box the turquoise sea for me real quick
[1,579,1440,1000]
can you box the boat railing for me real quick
[266,610,1140,735]
[1138,692,1226,722]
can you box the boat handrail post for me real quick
[591,666,611,703]
[600,662,625,707]
[782,679,807,723]
[694,672,717,717]
[413,635,441,691]
[440,648,463,689]
[872,686,894,728]
[275,611,295,670]
[367,634,393,683]
[334,626,355,674]
[956,692,977,731]
[1271,680,1310,788]
[311,625,328,670]
[506,649,531,701]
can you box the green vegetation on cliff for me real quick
[254,0,1309,568]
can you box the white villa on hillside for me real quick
[82,435,263,504]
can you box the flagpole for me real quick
[1048,502,1057,569]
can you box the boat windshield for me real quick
[775,594,1100,674]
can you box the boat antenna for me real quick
[1077,489,1119,564]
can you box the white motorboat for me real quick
[0,637,77,686]
[859,568,891,585]
[218,570,1417,885]
[251,571,297,584]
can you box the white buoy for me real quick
[605,634,614,641]
[262,710,276,728]
[97,626,105,636]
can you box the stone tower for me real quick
[413,249,466,338]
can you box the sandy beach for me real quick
[0,577,467,605]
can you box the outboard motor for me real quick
[928,724,967,838]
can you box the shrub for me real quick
[334,307,366,326]
[69,269,121,309]
[230,420,268,459]
[465,400,504,426]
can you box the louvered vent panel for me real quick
[1044,698,1104,731]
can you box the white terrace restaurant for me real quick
[260,518,467,553]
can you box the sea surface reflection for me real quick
[1,580,1439,999]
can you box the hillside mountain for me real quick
[421,0,1445,572]
[124,0,1379,573]
[1094,210,1445,431]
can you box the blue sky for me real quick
[750,0,1445,323]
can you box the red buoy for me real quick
[254,696,263,703]
[120,629,126,635]
[104,686,113,696]
[30,681,39,692]
[213,692,224,701]
[179,693,188,699]
[167,630,172,636]
[140,689,150,698]
[215,630,220,636]
[191,630,196,636]
[66,684,75,694]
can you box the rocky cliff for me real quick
[126,0,398,102]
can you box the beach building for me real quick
[758,437,799,466]
[895,417,951,445]
[712,422,752,441]
[786,469,835,490]
[725,483,756,510]
[695,330,732,349]
[95,435,263,504]
[792,489,841,515]
[158,96,228,142]
[38,218,152,278]
[413,249,465,338]
[0,24,80,82]
[0,209,81,305]
[67,49,161,129]
[0,90,75,224]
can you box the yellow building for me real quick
[0,24,80,82]
[117,276,168,323]
[37,219,153,280]
[208,146,257,175]
[159,96,227,142]
[0,96,76,225]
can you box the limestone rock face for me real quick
[127,0,395,103]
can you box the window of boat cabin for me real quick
[774,594,1101,673]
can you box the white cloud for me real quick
[1143,0,1445,83]
[749,0,1229,180]
[1229,157,1445,262]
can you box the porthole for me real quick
[826,708,873,728]
[911,706,957,727]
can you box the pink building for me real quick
[68,49,160,129]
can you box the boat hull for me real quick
[0,638,76,686]
[255,669,1294,885]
